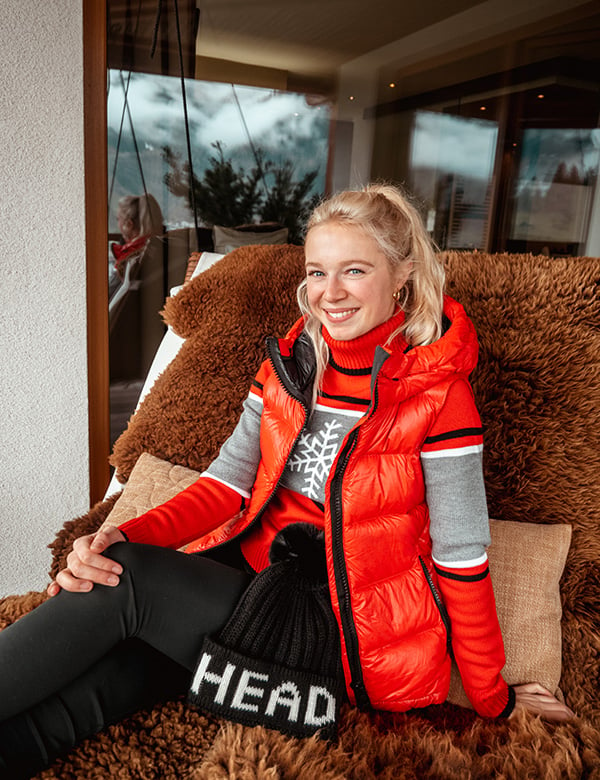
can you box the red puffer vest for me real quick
[198,296,479,712]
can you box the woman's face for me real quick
[117,209,136,242]
[304,223,409,341]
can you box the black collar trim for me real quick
[328,355,372,376]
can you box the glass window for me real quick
[107,71,330,234]
[407,110,499,250]
[509,128,600,256]
[107,70,330,445]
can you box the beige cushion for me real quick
[104,452,201,529]
[106,458,571,707]
[447,519,571,707]
[212,225,288,254]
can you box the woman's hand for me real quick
[47,526,126,596]
[511,682,576,721]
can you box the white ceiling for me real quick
[194,0,483,78]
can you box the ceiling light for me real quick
[389,82,396,88]
[480,106,486,111]
[537,93,545,99]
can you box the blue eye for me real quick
[347,268,364,275]
[307,269,324,278]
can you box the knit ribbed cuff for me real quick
[188,637,344,740]
[498,685,516,718]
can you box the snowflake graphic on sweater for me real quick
[287,420,344,500]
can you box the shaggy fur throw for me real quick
[2,245,599,778]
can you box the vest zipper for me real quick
[327,361,386,711]
[260,338,384,710]
[329,430,370,710]
[267,335,372,708]
[418,556,452,654]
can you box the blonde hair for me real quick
[297,183,445,402]
[118,193,164,238]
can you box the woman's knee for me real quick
[102,542,187,588]
[102,540,144,570]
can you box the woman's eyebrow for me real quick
[341,259,374,268]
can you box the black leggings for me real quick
[0,542,253,778]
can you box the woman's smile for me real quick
[324,307,359,321]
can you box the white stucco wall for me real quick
[0,1,90,597]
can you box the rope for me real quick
[120,71,149,198]
[112,0,201,251]
[108,0,147,207]
[231,84,270,198]
[150,0,163,59]
[108,69,131,205]
[172,0,201,249]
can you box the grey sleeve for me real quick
[421,450,491,566]
[204,393,263,497]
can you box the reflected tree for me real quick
[163,141,320,244]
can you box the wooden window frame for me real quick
[84,0,110,504]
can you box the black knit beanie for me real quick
[188,523,345,739]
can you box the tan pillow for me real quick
[105,462,571,708]
[212,225,288,254]
[447,519,572,707]
[104,452,201,529]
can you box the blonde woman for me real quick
[0,185,571,777]
[109,193,164,299]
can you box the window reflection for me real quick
[107,71,330,234]
[107,70,330,445]
[407,111,498,250]
[509,128,600,255]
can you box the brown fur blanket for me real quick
[2,245,599,778]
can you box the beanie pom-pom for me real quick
[269,523,328,583]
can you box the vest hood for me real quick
[373,296,478,403]
[281,296,478,402]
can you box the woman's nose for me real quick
[324,275,344,300]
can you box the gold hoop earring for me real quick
[393,287,408,307]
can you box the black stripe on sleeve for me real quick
[251,379,264,391]
[498,686,517,718]
[434,564,489,582]
[424,426,483,445]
